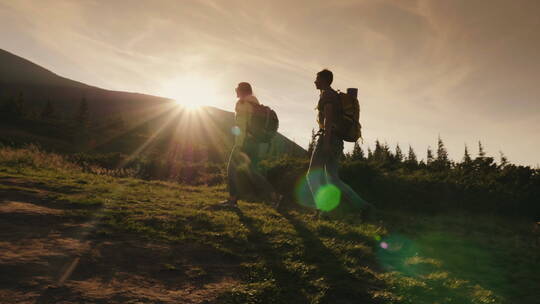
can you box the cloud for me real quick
[1,0,539,165]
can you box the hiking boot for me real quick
[272,194,284,209]
[205,199,238,210]
[219,199,238,208]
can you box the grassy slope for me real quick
[0,148,538,303]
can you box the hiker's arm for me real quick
[235,102,249,147]
[323,103,334,153]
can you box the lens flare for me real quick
[231,126,241,136]
[294,169,319,208]
[376,234,420,276]
[315,184,341,211]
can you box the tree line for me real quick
[285,130,540,218]
[0,92,126,129]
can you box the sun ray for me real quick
[195,107,234,162]
[117,105,183,168]
[85,101,177,153]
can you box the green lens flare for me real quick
[295,169,323,209]
[231,126,241,136]
[315,184,341,211]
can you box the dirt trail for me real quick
[0,178,239,304]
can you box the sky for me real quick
[1,0,539,166]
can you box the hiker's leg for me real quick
[226,146,240,201]
[306,136,326,208]
[325,140,368,209]
[250,169,276,201]
[243,141,275,201]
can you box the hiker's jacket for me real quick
[234,95,260,148]
[317,88,340,132]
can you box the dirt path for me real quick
[0,178,239,304]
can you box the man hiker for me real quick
[306,69,368,214]
[220,82,279,207]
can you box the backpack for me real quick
[249,103,279,143]
[336,88,362,142]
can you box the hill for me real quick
[0,48,305,159]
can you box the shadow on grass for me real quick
[221,206,381,304]
[223,208,312,303]
[278,210,379,304]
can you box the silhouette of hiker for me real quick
[220,82,278,207]
[306,69,368,214]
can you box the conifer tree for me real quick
[343,151,352,162]
[351,141,364,161]
[395,144,403,162]
[426,146,434,165]
[478,141,486,158]
[435,136,451,169]
[407,145,418,165]
[6,92,26,118]
[383,142,392,161]
[463,144,472,164]
[499,151,509,167]
[76,96,89,126]
[373,140,383,162]
[41,100,55,119]
[367,147,373,160]
[474,141,495,172]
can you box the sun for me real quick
[160,74,221,110]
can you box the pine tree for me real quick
[339,149,346,161]
[41,100,55,119]
[5,92,26,118]
[474,141,495,172]
[15,92,25,117]
[499,151,509,167]
[382,142,392,162]
[367,147,373,160]
[351,141,364,161]
[395,144,403,162]
[426,146,434,165]
[478,141,486,158]
[76,96,89,126]
[407,145,417,165]
[463,144,472,164]
[373,140,383,162]
[435,136,450,169]
[343,151,352,162]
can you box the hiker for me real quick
[306,69,368,214]
[220,82,279,207]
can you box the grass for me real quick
[0,146,538,303]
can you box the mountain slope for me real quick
[0,49,305,158]
[0,48,90,88]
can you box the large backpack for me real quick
[249,103,279,143]
[336,88,362,142]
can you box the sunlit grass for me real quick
[1,146,538,303]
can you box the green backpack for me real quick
[336,88,362,142]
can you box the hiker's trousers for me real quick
[227,140,274,200]
[306,134,366,210]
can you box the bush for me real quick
[260,157,540,219]
[0,144,80,171]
